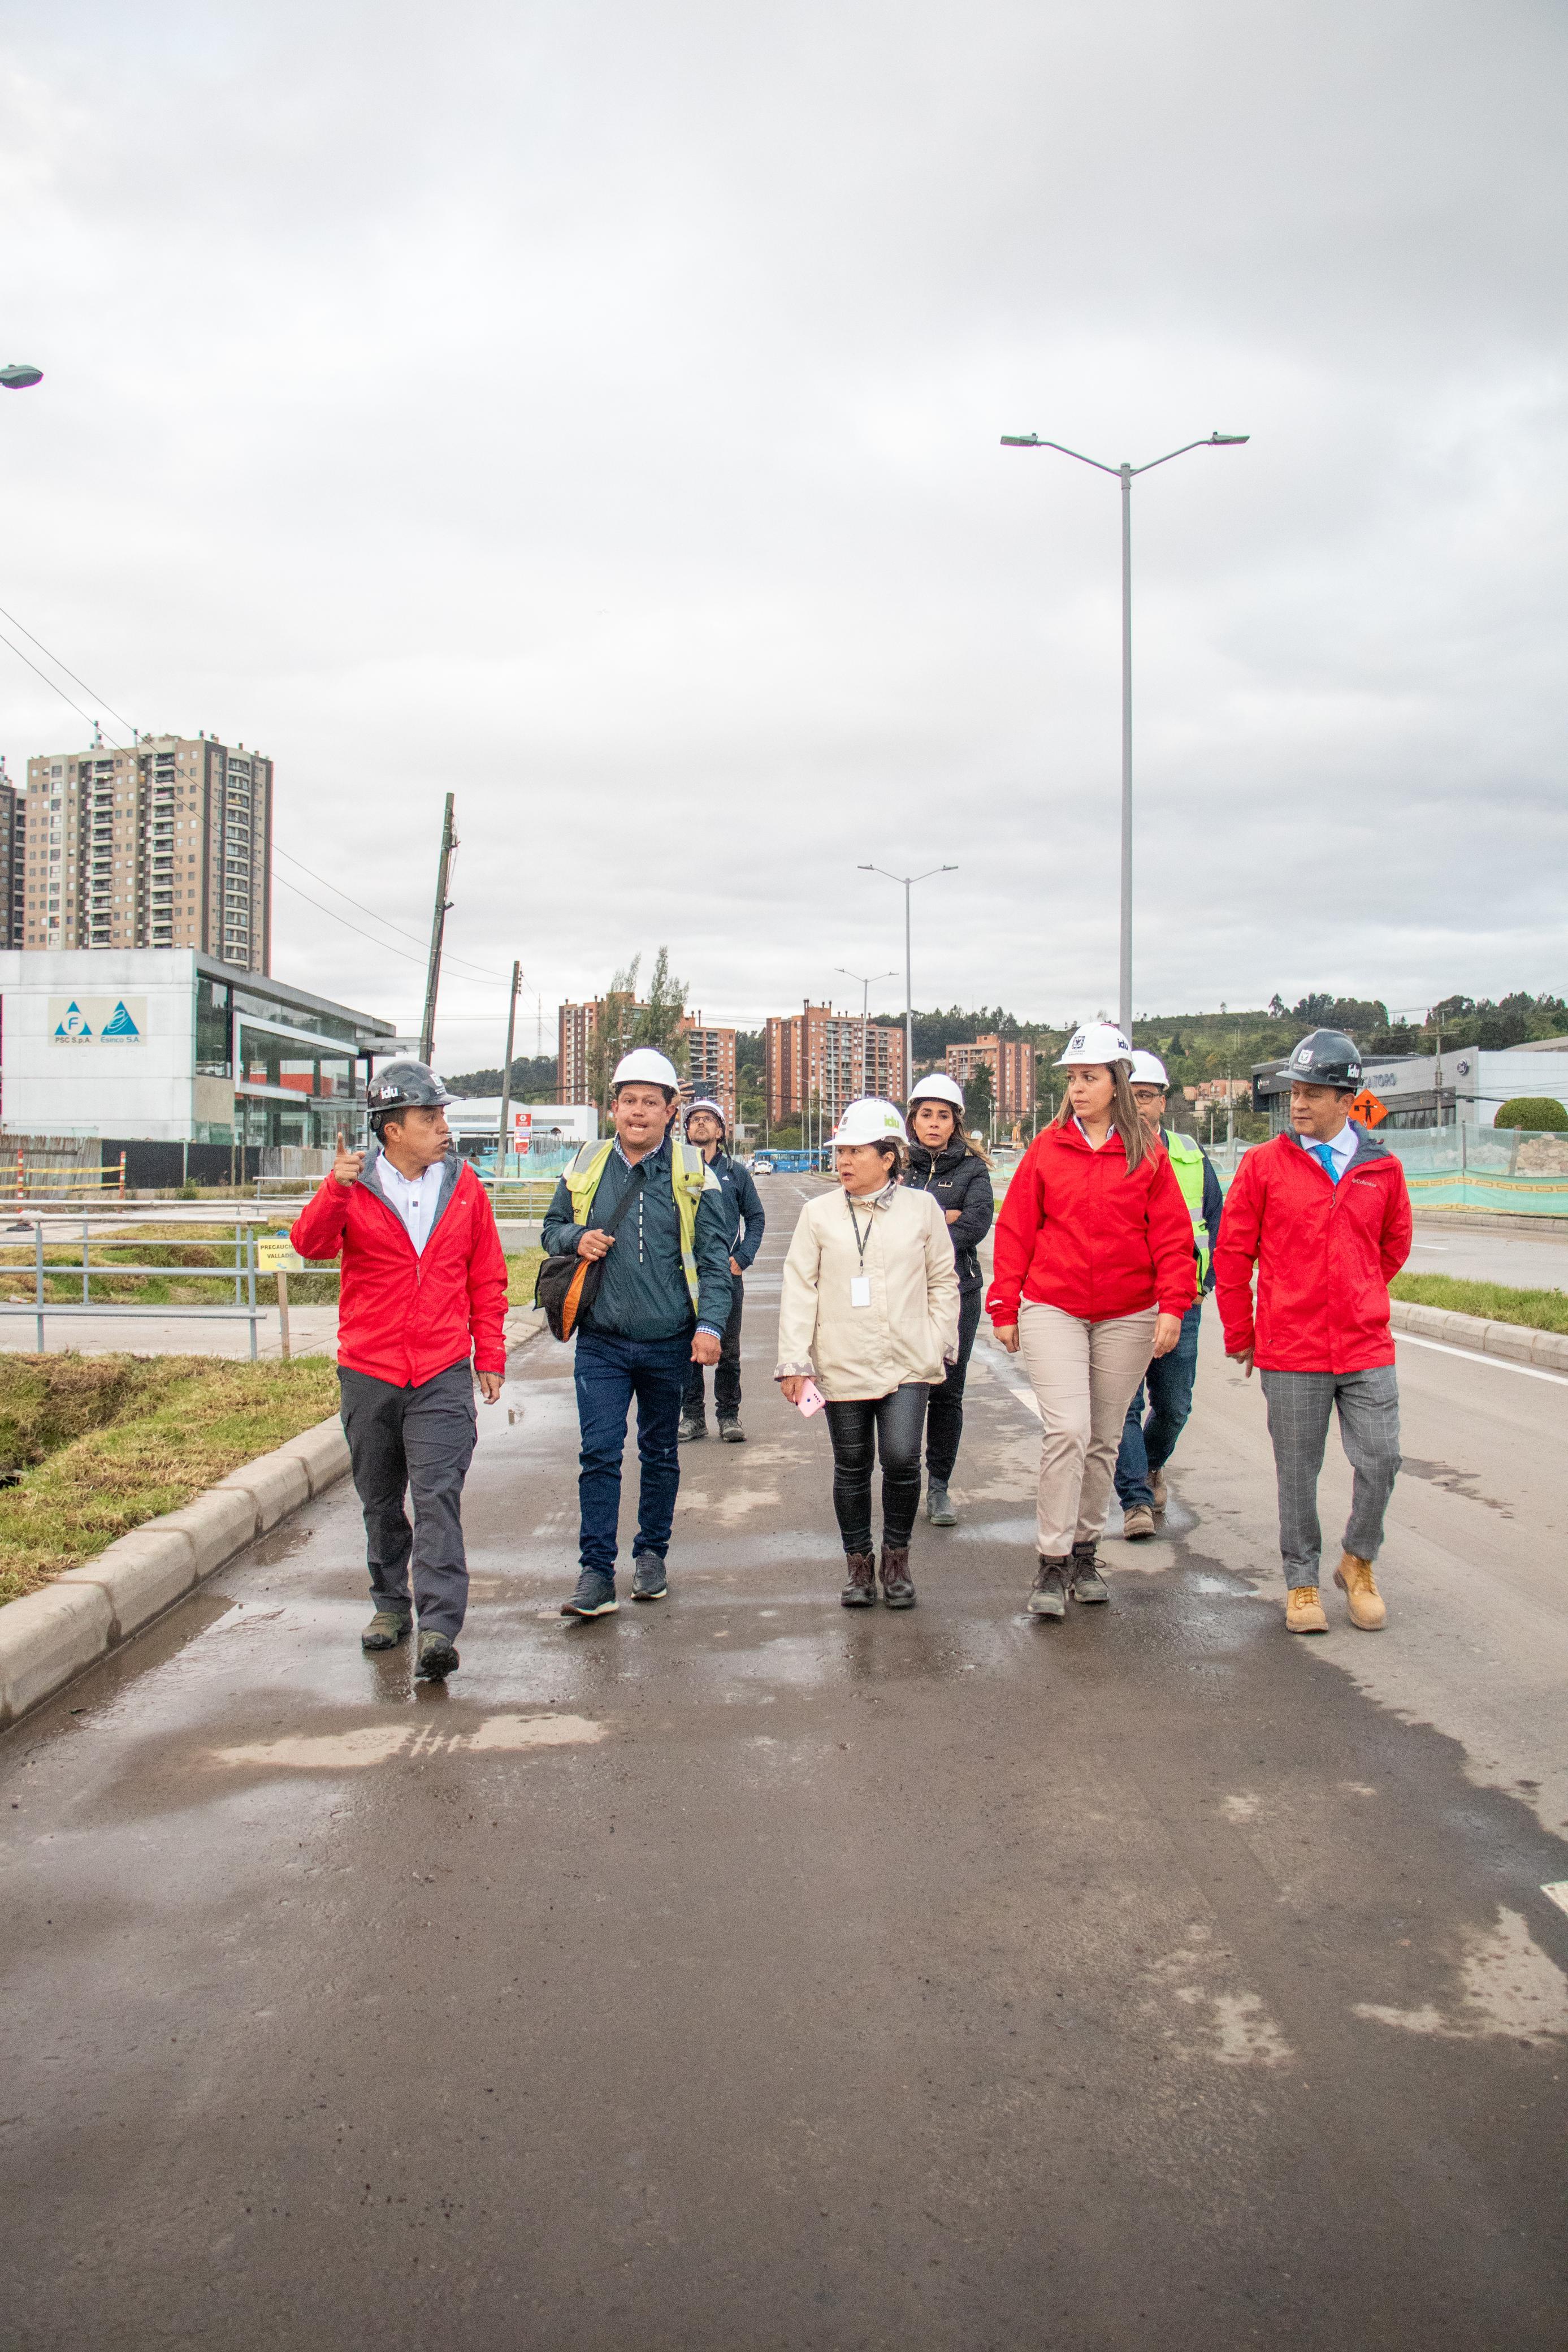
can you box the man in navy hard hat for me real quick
[1114,1050,1224,1539]
[1214,1028,1413,1636]
[542,1049,734,1617]
[292,1058,508,1680]
[677,1097,765,1444]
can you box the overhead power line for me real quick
[0,600,138,736]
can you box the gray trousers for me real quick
[1258,1365,1401,1589]
[338,1359,478,1638]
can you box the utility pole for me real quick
[857,865,957,1095]
[419,794,456,1068]
[497,958,521,1178]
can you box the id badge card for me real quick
[850,1275,872,1308]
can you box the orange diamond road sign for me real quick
[1351,1087,1388,1126]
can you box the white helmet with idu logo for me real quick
[831,1097,908,1147]
[1055,1022,1133,1069]
[611,1048,681,1092]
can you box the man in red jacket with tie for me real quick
[1214,1029,1413,1636]
[292,1061,508,1679]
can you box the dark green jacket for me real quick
[542,1135,734,1341]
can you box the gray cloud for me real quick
[0,0,1562,1063]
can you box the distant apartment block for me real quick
[23,734,272,972]
[0,758,25,948]
[765,1002,906,1127]
[680,1014,739,1129]
[557,996,649,1106]
[945,1034,1036,1127]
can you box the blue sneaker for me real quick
[631,1555,668,1601]
[561,1568,618,1618]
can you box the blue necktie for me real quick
[1311,1143,1340,1185]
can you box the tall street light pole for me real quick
[999,429,1249,1036]
[835,965,897,1097]
[858,864,957,1097]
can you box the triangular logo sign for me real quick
[101,1000,141,1040]
[54,1001,92,1041]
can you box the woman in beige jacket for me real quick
[776,1099,960,1609]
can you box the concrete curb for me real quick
[0,1413,353,1733]
[1391,1298,1568,1372]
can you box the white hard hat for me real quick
[907,1072,966,1111]
[683,1096,725,1127]
[831,1096,909,1147]
[1056,1022,1133,1069]
[1128,1050,1168,1087]
[612,1048,680,1091]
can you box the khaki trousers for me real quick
[1017,1302,1159,1556]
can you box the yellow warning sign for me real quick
[257,1235,304,1271]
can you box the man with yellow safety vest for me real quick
[1114,1051,1224,1540]
[542,1048,734,1617]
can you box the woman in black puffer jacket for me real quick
[904,1074,995,1526]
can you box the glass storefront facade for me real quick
[194,960,392,1147]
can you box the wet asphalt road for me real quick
[3,1174,1567,2350]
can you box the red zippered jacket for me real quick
[1213,1127,1412,1373]
[986,1122,1198,1328]
[291,1149,508,1386]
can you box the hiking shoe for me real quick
[1121,1503,1156,1541]
[561,1568,619,1618]
[880,1545,916,1609]
[678,1414,707,1443]
[841,1550,877,1607]
[1285,1585,1328,1635]
[1333,1552,1387,1630]
[1070,1544,1109,1604]
[361,1607,412,1651]
[1028,1558,1068,1619]
[631,1555,669,1601]
[718,1417,746,1443]
[415,1631,459,1680]
[926,1480,958,1527]
[1150,1466,1168,1511]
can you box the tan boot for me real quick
[1285,1585,1328,1635]
[1150,1466,1168,1511]
[1333,1552,1387,1630]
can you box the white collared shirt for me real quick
[374,1153,440,1255]
[1297,1121,1357,1178]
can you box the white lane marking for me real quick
[1543,1883,1568,1919]
[1397,1334,1568,1387]
[210,1714,609,1769]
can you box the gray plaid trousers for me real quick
[1258,1365,1401,1588]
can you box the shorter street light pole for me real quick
[999,429,1248,1036]
[497,959,521,1181]
[835,965,897,1099]
[857,864,957,1097]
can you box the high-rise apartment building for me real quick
[558,996,649,1106]
[22,733,273,972]
[765,1002,905,1127]
[945,1034,1036,1129]
[681,1013,738,1129]
[0,758,25,948]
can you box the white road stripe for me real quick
[1397,1334,1568,1387]
[1543,1883,1568,1920]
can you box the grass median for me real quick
[1389,1272,1568,1334]
[0,1354,340,1607]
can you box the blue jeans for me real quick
[574,1326,692,1574]
[1114,1298,1202,1509]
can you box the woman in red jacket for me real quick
[987,1024,1196,1620]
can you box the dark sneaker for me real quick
[841,1550,877,1607]
[678,1415,707,1443]
[561,1568,619,1618]
[926,1480,957,1527]
[880,1545,916,1609]
[415,1631,460,1679]
[1028,1558,1068,1619]
[1070,1544,1109,1604]
[717,1417,746,1443]
[361,1607,412,1651]
[631,1555,668,1601]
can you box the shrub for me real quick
[1493,1096,1568,1132]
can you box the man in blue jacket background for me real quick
[677,1097,766,1444]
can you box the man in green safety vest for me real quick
[543,1048,734,1618]
[1114,1052,1225,1540]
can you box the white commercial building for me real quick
[444,1099,599,1159]
[0,949,396,1149]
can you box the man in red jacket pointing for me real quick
[1214,1028,1412,1636]
[292,1060,508,1679]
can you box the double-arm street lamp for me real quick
[1000,429,1248,1035]
[835,964,897,1099]
[857,863,957,1097]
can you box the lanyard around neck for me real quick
[844,1192,876,1270]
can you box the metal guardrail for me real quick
[0,1221,267,1357]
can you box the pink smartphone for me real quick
[796,1378,827,1417]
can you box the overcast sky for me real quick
[1,0,1563,1069]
